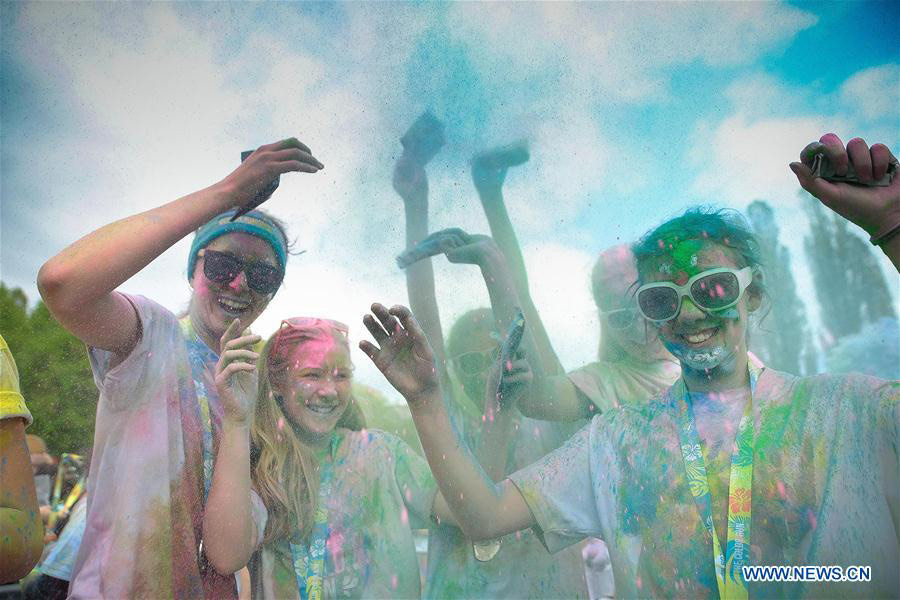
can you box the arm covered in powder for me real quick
[362,304,535,541]
[38,139,323,356]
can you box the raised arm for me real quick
[790,134,900,271]
[202,319,262,574]
[472,145,563,374]
[37,138,323,354]
[433,228,591,422]
[361,304,535,541]
[393,154,451,388]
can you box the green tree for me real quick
[1,283,96,456]
[803,193,897,341]
[746,200,814,374]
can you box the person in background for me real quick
[393,125,587,598]
[0,334,44,583]
[24,434,54,522]
[22,493,88,600]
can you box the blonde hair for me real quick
[250,327,365,545]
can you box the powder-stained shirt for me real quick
[567,354,680,414]
[0,334,31,425]
[424,379,589,600]
[70,295,265,599]
[510,364,900,599]
[251,428,437,600]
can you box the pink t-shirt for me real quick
[70,294,265,599]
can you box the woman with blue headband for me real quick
[37,137,323,599]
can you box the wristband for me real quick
[473,538,502,562]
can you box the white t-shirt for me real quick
[70,294,266,599]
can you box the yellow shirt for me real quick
[0,334,32,425]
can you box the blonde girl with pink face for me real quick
[205,317,458,599]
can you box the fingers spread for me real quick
[363,313,389,344]
[372,303,401,334]
[389,305,425,340]
[359,340,379,362]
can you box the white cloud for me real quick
[447,2,816,104]
[839,64,900,123]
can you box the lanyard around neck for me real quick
[675,366,758,600]
[291,433,338,600]
[179,316,217,500]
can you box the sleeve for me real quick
[87,294,180,410]
[384,432,439,530]
[567,361,615,413]
[0,336,31,425]
[508,420,601,553]
[249,489,269,549]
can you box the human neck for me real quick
[298,428,334,454]
[188,304,222,354]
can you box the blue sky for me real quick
[1,2,897,398]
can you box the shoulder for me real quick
[763,367,898,406]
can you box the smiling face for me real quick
[639,240,759,391]
[269,333,353,445]
[189,232,279,345]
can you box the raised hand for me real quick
[360,303,439,406]
[428,228,501,267]
[221,137,324,211]
[392,154,429,204]
[214,318,262,424]
[471,141,530,195]
[790,134,899,241]
[490,349,533,412]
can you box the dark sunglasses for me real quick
[636,267,753,322]
[199,249,284,294]
[451,346,500,376]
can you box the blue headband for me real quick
[187,209,288,280]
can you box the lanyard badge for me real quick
[291,433,338,600]
[675,364,758,599]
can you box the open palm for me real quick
[360,304,439,404]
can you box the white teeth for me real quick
[218,297,250,312]
[683,328,716,344]
[307,405,336,415]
